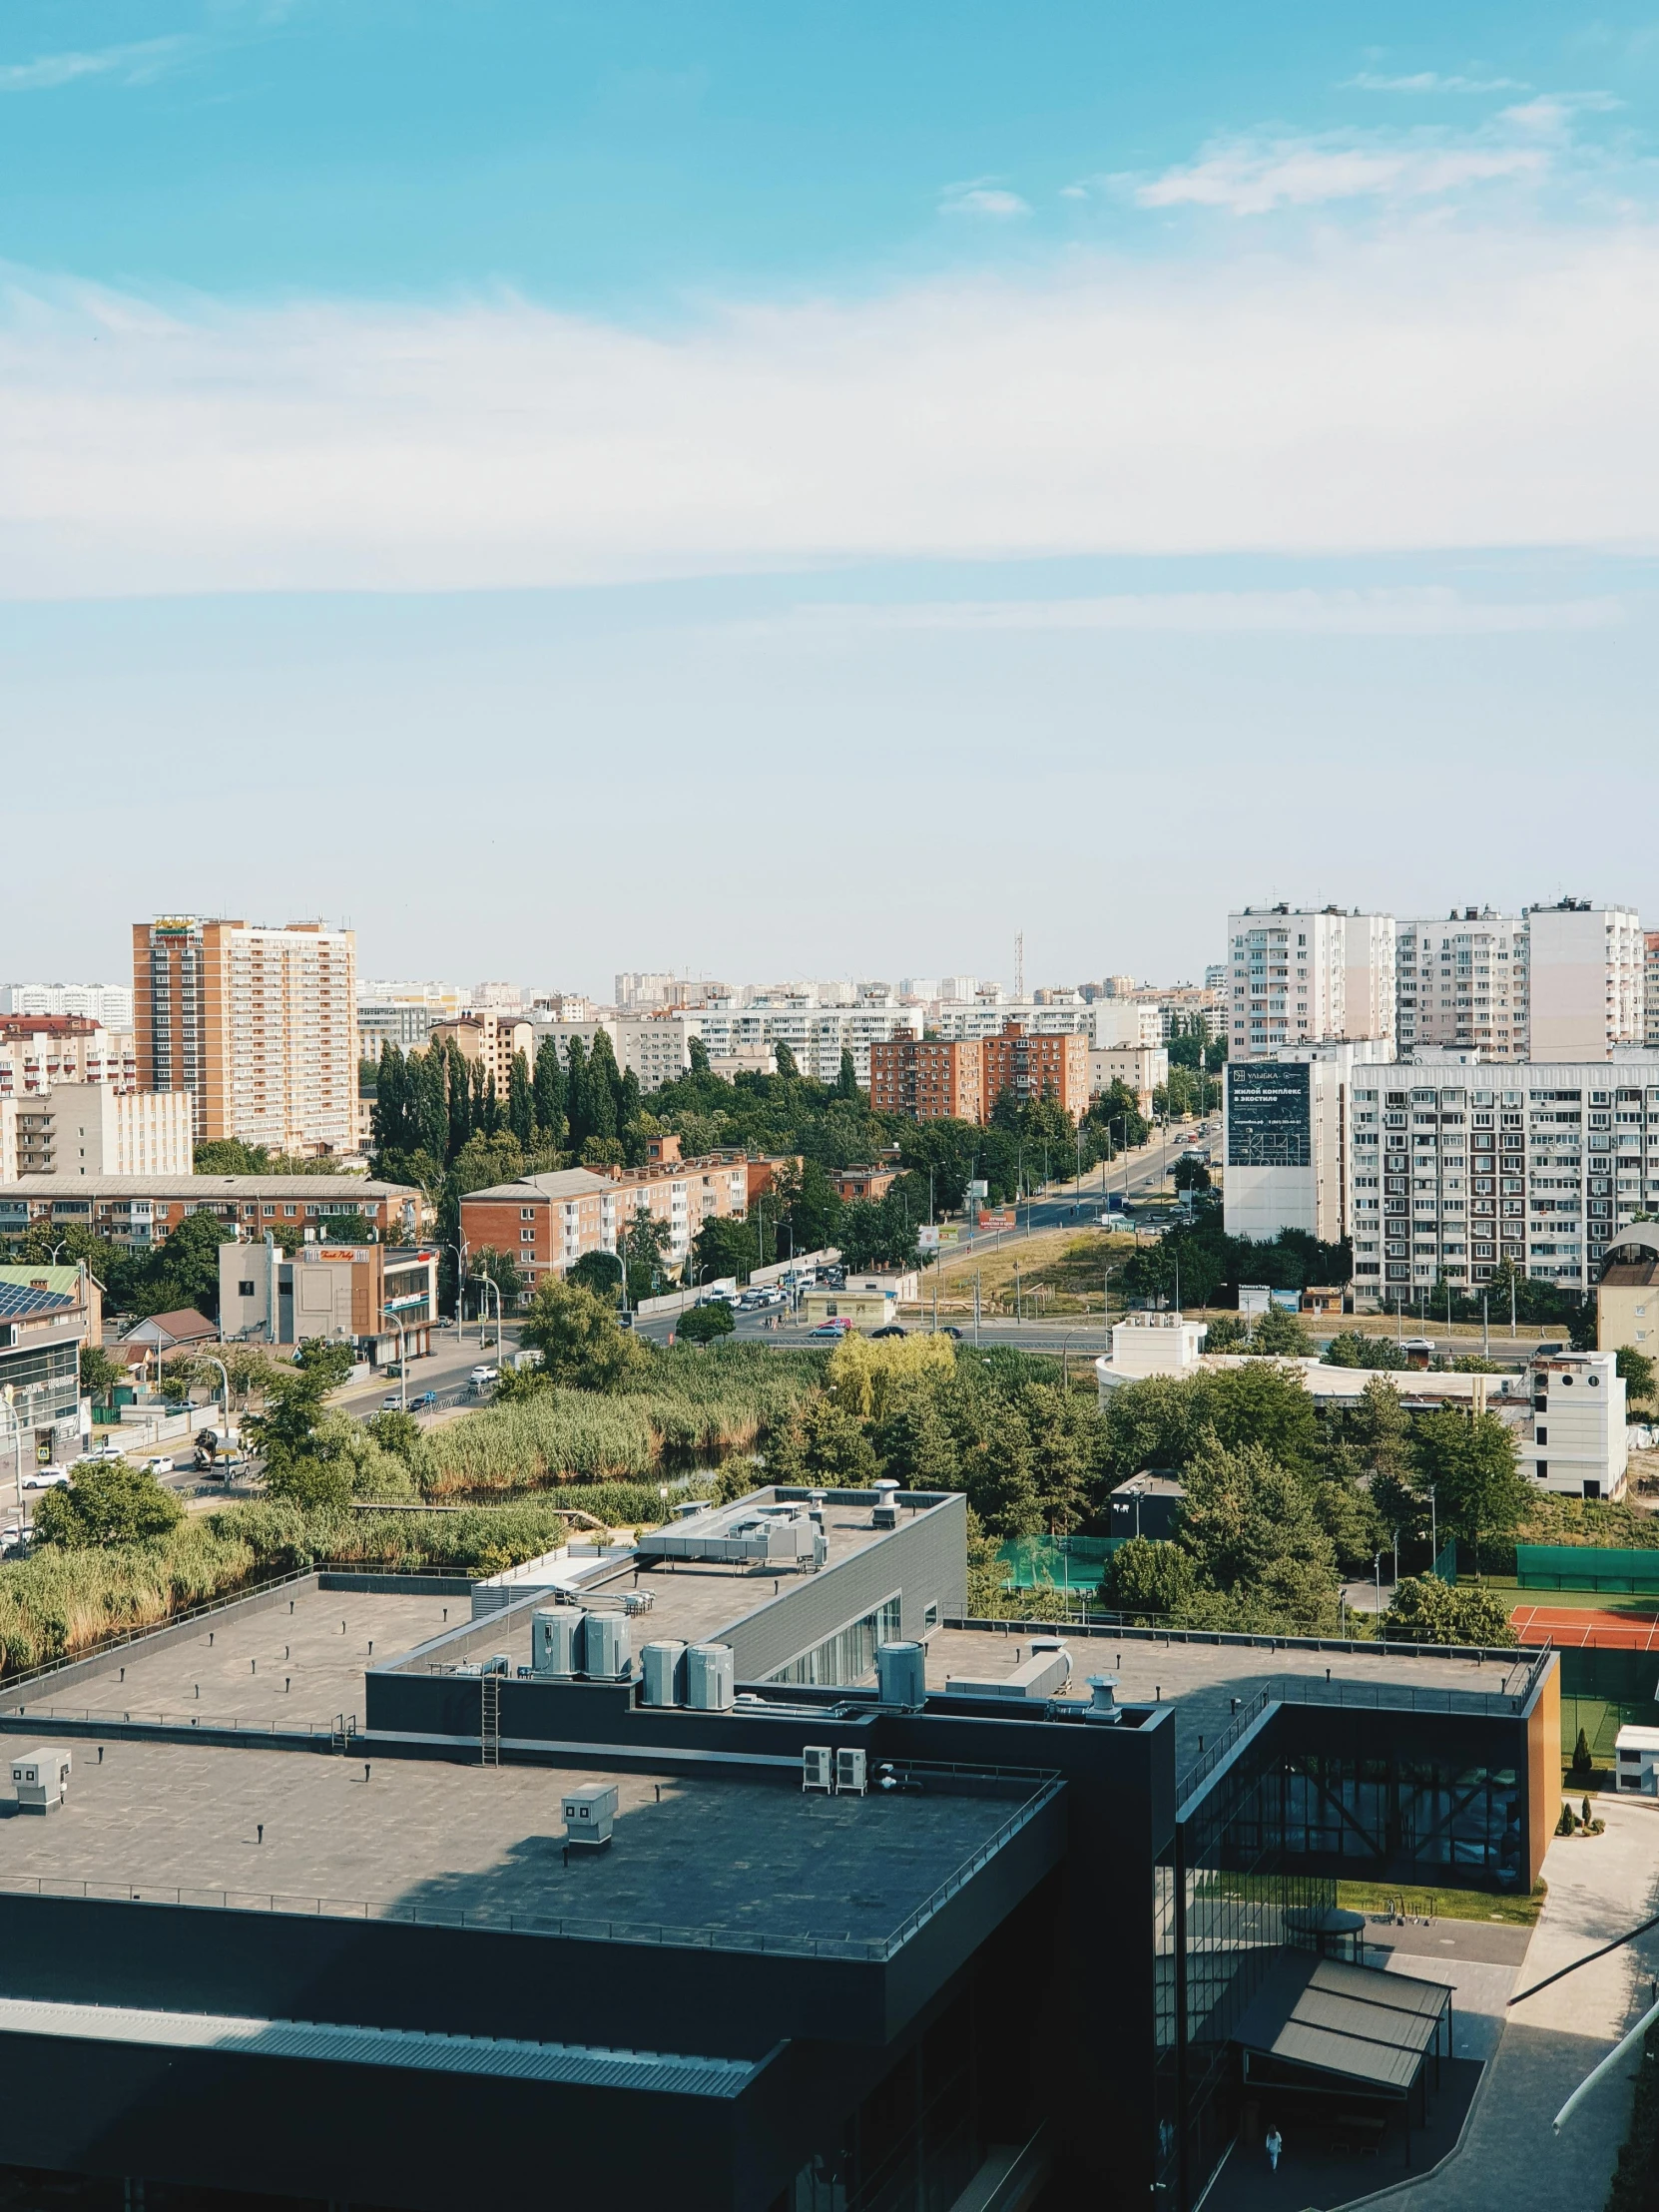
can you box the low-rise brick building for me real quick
[869,1022,1086,1125]
[461,1136,758,1287]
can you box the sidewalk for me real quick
[1344,1796,1659,2212]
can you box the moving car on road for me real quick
[807,1319,854,1341]
[22,1468,71,1490]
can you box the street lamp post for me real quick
[387,1319,408,1412]
[200,1355,232,1475]
[0,1394,23,1525]
[476,1275,502,1358]
[445,1243,469,1337]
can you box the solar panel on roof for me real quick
[0,1283,74,1319]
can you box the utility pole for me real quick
[973,1272,981,1347]
[1482,1291,1489,1360]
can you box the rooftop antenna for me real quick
[1014,930,1024,1001]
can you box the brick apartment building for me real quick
[868,1023,1087,1124]
[133,915,359,1156]
[461,1136,782,1287]
[867,1037,983,1123]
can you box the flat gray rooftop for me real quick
[0,1739,1048,1961]
[3,1587,458,1735]
[928,1628,1541,1791]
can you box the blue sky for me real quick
[3,0,1657,993]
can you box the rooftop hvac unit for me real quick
[562,1781,619,1851]
[946,1637,1072,1701]
[640,1640,687,1708]
[532,1609,585,1678]
[684,1643,735,1711]
[1084,1675,1121,1721]
[834,1748,867,1797]
[876,1641,926,1709]
[871,1479,900,1531]
[10,1748,69,1815]
[803,1745,833,1794]
[583,1614,633,1681]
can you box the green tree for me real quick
[586,1030,623,1143]
[506,1050,535,1147]
[778,1160,842,1255]
[871,1385,959,1487]
[469,1246,525,1308]
[1324,1331,1407,1371]
[835,1048,859,1101]
[79,1344,124,1402]
[1250,1305,1310,1357]
[1617,1347,1656,1406]
[365,1408,425,1466]
[774,1042,800,1079]
[677,1300,736,1344]
[33,1463,184,1547]
[1103,1536,1194,1616]
[688,1034,712,1077]
[157,1210,238,1318]
[532,1037,567,1147]
[1202,1314,1249,1353]
[692,1215,759,1287]
[193,1139,273,1174]
[1176,1431,1340,1631]
[517,1277,644,1391]
[1381,1576,1517,1646]
[568,1251,623,1302]
[1411,1405,1529,1549]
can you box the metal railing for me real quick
[0,1706,351,1740]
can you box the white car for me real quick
[143,1455,177,1475]
[22,1468,71,1490]
[468,1365,499,1389]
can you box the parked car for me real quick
[22,1468,71,1490]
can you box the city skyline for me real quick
[2,2,1657,972]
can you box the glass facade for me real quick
[769,1597,902,1688]
[1159,1720,1523,2203]
[774,1988,982,2212]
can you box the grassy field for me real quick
[931,1228,1147,1316]
[1337,1879,1546,1927]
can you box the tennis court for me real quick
[1511,1602,1659,1650]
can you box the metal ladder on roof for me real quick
[480,1672,501,1767]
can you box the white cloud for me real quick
[1346,71,1531,94]
[0,36,198,92]
[5,216,1659,597]
[786,589,1624,636]
[939,184,1030,219]
[1135,131,1549,215]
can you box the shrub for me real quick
[677,1301,735,1344]
[33,1465,184,1549]
[1380,1575,1516,1647]
[1572,1727,1594,1779]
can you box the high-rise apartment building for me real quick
[868,1036,984,1123]
[1348,1060,1659,1300]
[1395,910,1528,1058]
[1525,900,1644,1060]
[430,1010,537,1098]
[1225,906,1395,1060]
[1648,933,1659,1051]
[133,916,359,1157]
[981,1023,1090,1119]
[1,982,133,1029]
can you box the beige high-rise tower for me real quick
[133,916,359,1156]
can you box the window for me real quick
[238,1280,256,1299]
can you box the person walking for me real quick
[1266,2125,1284,2173]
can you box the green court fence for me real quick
[1559,1645,1659,1763]
[1518,1544,1659,1594]
[996,1536,1117,1593]
[1429,1539,1458,1585]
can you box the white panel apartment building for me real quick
[1525,901,1645,1059]
[1225,907,1396,1061]
[694,996,923,1084]
[1,983,134,1028]
[2,1084,193,1181]
[528,1013,707,1095]
[1347,1059,1659,1303]
[1395,911,1528,1058]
